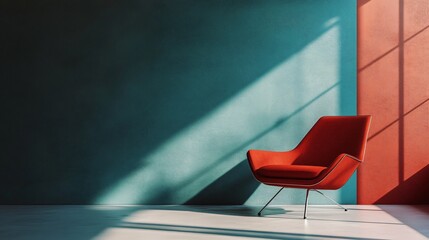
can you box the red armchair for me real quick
[247,116,371,219]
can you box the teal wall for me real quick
[0,0,356,204]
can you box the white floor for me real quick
[0,205,428,240]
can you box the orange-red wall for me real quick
[357,0,429,204]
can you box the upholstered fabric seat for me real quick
[256,165,327,179]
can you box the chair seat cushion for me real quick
[256,165,327,180]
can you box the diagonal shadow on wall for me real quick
[185,160,258,205]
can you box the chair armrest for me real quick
[326,153,362,169]
[315,153,362,189]
[343,154,362,163]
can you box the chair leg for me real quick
[257,187,284,216]
[303,189,310,219]
[313,189,348,211]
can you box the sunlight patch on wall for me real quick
[95,23,341,205]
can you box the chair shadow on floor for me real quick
[141,205,288,218]
[182,205,288,217]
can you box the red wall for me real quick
[357,0,429,204]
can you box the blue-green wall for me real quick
[0,0,356,204]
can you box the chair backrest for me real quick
[293,116,371,167]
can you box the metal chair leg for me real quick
[257,187,284,216]
[303,189,310,219]
[314,189,348,211]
